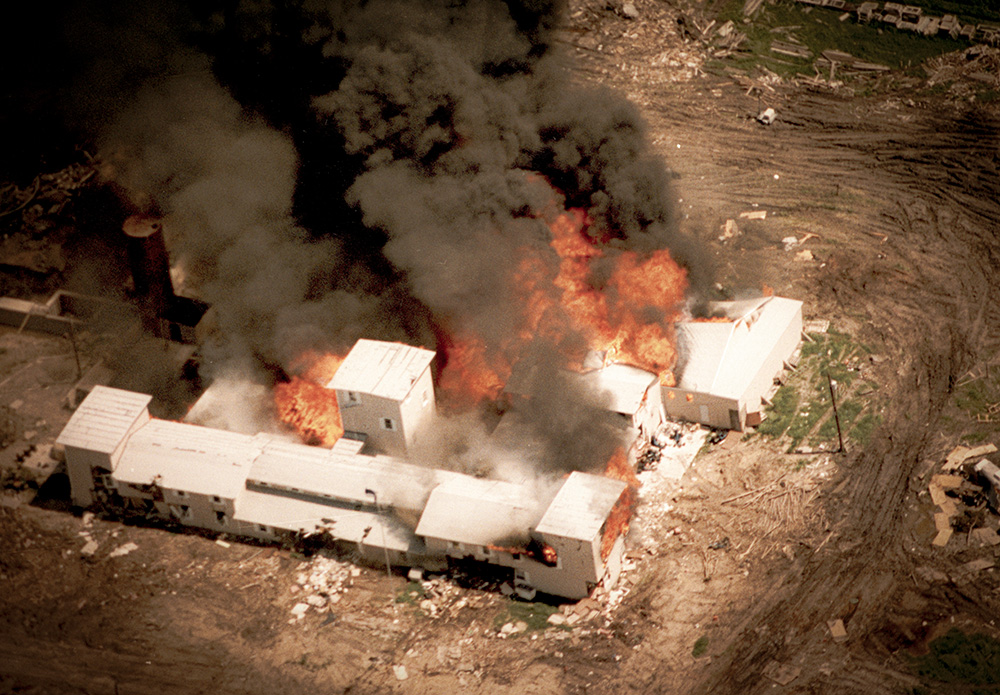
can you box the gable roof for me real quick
[673,296,802,399]
[415,477,541,546]
[113,420,271,498]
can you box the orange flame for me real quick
[601,447,639,561]
[273,352,346,446]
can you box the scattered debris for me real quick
[392,664,409,681]
[756,107,776,125]
[108,542,138,558]
[932,528,953,547]
[827,618,848,643]
[708,537,730,550]
[974,459,1000,511]
[740,210,767,220]
[943,443,996,472]
[762,660,801,685]
[795,249,815,262]
[718,218,741,241]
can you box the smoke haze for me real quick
[7,0,710,475]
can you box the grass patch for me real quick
[849,411,881,446]
[716,0,969,79]
[758,385,799,438]
[909,628,1000,693]
[494,600,564,634]
[757,328,880,451]
[692,635,709,658]
[395,581,425,605]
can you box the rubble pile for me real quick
[926,444,1000,550]
[289,555,358,621]
[925,45,1000,89]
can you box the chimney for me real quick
[123,214,174,337]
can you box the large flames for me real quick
[437,204,688,407]
[601,447,639,561]
[273,350,347,446]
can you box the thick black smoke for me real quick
[5,0,709,474]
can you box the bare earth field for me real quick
[3,1,1000,694]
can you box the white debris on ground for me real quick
[108,542,138,558]
[288,555,357,621]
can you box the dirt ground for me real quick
[3,1,1000,693]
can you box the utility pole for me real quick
[366,488,391,578]
[827,373,845,454]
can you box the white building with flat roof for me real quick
[59,381,632,599]
[328,339,436,456]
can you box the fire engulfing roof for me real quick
[56,385,152,454]
[415,477,543,547]
[113,420,273,499]
[674,296,803,398]
[327,339,435,400]
[534,472,628,541]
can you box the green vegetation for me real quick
[692,635,710,658]
[395,580,426,605]
[493,600,566,635]
[757,329,881,452]
[717,0,972,79]
[909,628,1000,694]
[757,385,799,438]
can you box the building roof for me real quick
[56,386,152,454]
[246,439,461,513]
[327,339,435,400]
[113,420,271,498]
[234,489,420,553]
[673,296,802,399]
[415,477,542,546]
[574,363,659,416]
[534,472,627,541]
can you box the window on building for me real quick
[257,524,270,533]
[345,391,361,406]
[382,417,396,431]
[212,495,222,504]
[175,489,186,498]
[215,510,226,524]
[170,504,192,520]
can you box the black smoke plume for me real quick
[4,0,710,474]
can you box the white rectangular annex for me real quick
[664,296,803,430]
[56,386,152,454]
[534,471,627,542]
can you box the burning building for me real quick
[663,296,803,430]
[57,339,635,600]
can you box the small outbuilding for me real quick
[327,340,436,457]
[663,296,803,430]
